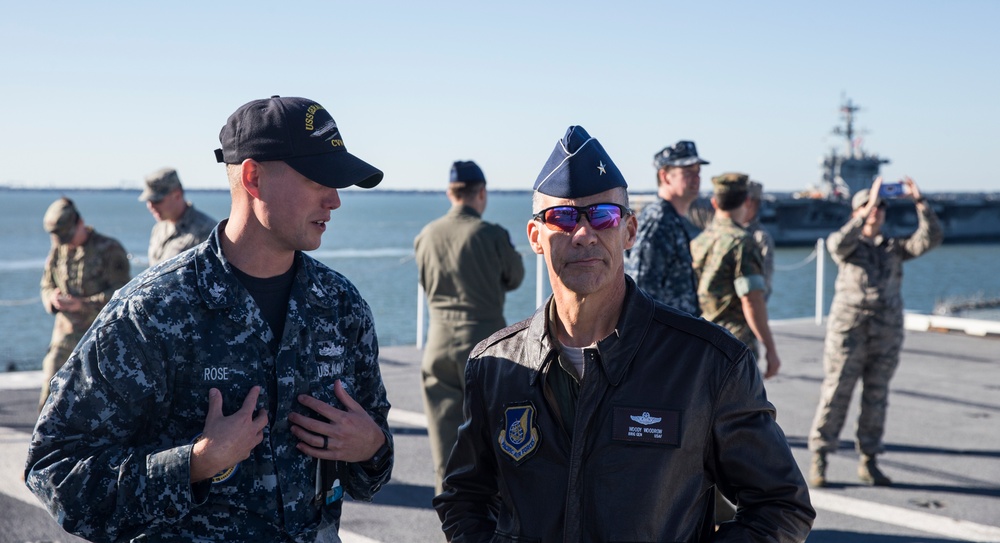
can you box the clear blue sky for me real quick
[2,0,997,193]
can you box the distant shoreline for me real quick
[4,185,997,199]
[0,185,539,195]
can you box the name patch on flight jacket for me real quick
[612,407,680,446]
[498,402,540,464]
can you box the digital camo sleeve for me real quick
[25,316,204,542]
[340,297,393,500]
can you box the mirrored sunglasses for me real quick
[532,203,631,232]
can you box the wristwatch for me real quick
[360,437,392,472]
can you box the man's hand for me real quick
[50,289,83,313]
[903,176,923,202]
[190,386,268,483]
[865,176,884,216]
[288,379,385,463]
[764,350,781,379]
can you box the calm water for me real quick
[1,188,997,371]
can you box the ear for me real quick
[527,219,544,255]
[710,196,720,210]
[657,168,668,186]
[241,159,263,200]
[623,213,638,251]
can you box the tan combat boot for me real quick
[858,455,892,486]
[809,452,827,487]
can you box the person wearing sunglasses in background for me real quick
[808,176,941,488]
[434,126,814,542]
[414,160,524,494]
[624,140,708,317]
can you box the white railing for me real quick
[815,237,825,325]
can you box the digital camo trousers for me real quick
[808,304,904,456]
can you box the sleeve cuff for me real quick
[734,274,767,297]
[146,444,207,524]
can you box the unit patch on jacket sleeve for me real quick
[612,406,680,446]
[497,402,540,464]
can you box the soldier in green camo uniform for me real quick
[624,141,707,316]
[414,160,525,494]
[26,96,393,542]
[808,176,942,488]
[743,181,775,300]
[140,167,217,267]
[690,173,782,525]
[38,197,130,411]
[691,173,781,379]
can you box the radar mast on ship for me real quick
[820,98,890,198]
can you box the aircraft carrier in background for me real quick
[759,98,1000,246]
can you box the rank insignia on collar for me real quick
[498,402,540,464]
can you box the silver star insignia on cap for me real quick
[597,161,607,175]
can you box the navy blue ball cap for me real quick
[450,160,486,184]
[653,140,709,169]
[214,96,383,189]
[533,126,627,198]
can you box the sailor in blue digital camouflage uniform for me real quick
[25,96,393,542]
[624,140,708,316]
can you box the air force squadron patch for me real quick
[498,402,540,464]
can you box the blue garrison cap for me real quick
[533,126,628,198]
[450,160,486,184]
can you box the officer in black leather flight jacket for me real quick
[433,126,814,542]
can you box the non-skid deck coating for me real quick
[1,318,997,543]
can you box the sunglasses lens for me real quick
[543,207,580,231]
[588,205,622,230]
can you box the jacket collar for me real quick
[525,276,653,387]
[194,221,337,312]
[449,204,482,219]
[712,215,746,232]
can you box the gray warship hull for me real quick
[758,193,1000,246]
[758,99,1000,246]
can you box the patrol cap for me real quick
[653,140,710,170]
[747,180,763,200]
[139,167,182,202]
[852,189,872,210]
[533,125,627,198]
[712,172,750,197]
[43,197,80,243]
[450,161,486,185]
[215,96,383,190]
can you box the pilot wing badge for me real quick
[498,402,540,465]
[630,411,662,425]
